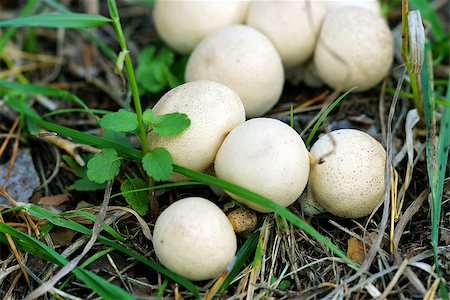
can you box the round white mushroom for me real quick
[185,25,284,118]
[246,0,326,68]
[308,129,386,218]
[153,0,249,54]
[153,197,237,281]
[148,81,245,181]
[214,118,310,213]
[325,0,381,15]
[314,7,393,91]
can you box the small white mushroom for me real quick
[153,197,237,281]
[314,7,393,91]
[185,25,284,118]
[308,129,386,218]
[153,0,249,54]
[246,0,326,68]
[214,118,310,213]
[148,81,245,181]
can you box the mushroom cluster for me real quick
[148,0,391,281]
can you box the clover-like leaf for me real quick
[99,109,138,133]
[120,178,148,216]
[143,109,155,127]
[86,148,121,184]
[142,148,173,182]
[153,112,190,136]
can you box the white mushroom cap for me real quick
[246,0,326,68]
[325,0,381,15]
[153,0,249,54]
[314,7,393,91]
[214,118,310,213]
[148,81,245,180]
[309,129,386,218]
[153,197,237,281]
[185,25,284,118]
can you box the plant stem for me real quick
[107,0,148,154]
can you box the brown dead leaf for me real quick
[38,194,70,206]
[49,228,77,247]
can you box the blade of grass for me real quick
[0,0,37,53]
[0,79,99,122]
[18,204,200,298]
[409,0,445,42]
[421,41,450,299]
[0,13,111,29]
[305,87,356,146]
[0,223,134,300]
[219,232,258,292]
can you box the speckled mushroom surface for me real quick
[153,0,249,54]
[185,25,284,118]
[148,80,245,181]
[309,129,386,218]
[246,1,326,68]
[314,7,393,91]
[214,118,310,213]
[153,197,237,281]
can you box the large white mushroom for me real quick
[214,118,310,213]
[314,7,393,91]
[325,0,381,15]
[185,25,284,118]
[153,0,249,54]
[148,81,245,180]
[246,0,326,68]
[308,129,386,218]
[153,197,237,281]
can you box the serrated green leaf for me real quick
[69,178,107,191]
[99,109,138,132]
[143,109,155,127]
[120,178,149,216]
[142,148,173,182]
[153,113,190,136]
[0,13,112,29]
[87,149,121,184]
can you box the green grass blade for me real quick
[0,223,134,300]
[0,80,99,122]
[305,87,356,146]
[219,232,259,292]
[0,13,111,29]
[409,0,445,42]
[0,0,37,52]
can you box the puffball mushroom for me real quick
[314,7,393,91]
[185,25,284,118]
[308,129,386,218]
[148,81,245,180]
[325,0,381,15]
[153,0,249,54]
[246,0,326,68]
[153,197,237,281]
[214,118,310,213]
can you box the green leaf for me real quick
[102,130,134,148]
[143,109,155,127]
[0,13,112,29]
[69,178,107,191]
[136,46,183,94]
[120,178,149,216]
[142,148,173,182]
[87,148,121,184]
[99,109,138,132]
[153,112,190,136]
